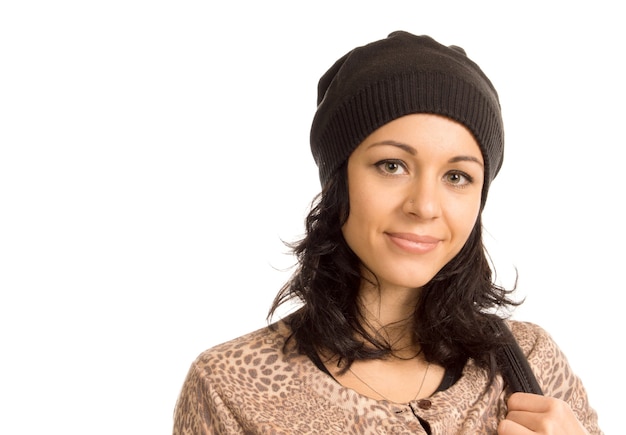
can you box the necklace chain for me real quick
[348,360,431,403]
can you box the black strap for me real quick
[492,320,543,395]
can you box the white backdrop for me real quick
[1,1,622,433]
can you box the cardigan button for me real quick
[417,399,432,410]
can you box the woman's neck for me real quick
[357,280,421,357]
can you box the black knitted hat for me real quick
[310,31,504,202]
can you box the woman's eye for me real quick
[446,171,472,186]
[376,160,406,175]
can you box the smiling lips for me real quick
[385,232,441,254]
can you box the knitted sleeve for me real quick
[173,359,246,435]
[511,321,603,435]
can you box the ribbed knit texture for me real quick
[310,31,504,202]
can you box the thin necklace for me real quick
[348,360,431,403]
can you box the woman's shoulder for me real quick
[190,321,294,377]
[506,319,565,367]
[506,319,554,354]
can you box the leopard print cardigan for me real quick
[173,320,601,434]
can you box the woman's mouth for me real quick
[385,232,441,254]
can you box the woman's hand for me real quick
[498,393,590,434]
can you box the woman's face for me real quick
[342,113,484,291]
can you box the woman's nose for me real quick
[402,178,441,220]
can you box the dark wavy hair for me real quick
[268,162,520,379]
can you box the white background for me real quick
[1,1,623,433]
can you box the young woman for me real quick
[173,31,601,434]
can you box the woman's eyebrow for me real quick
[448,155,484,167]
[367,140,417,155]
[367,141,483,168]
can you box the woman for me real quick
[173,31,601,434]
